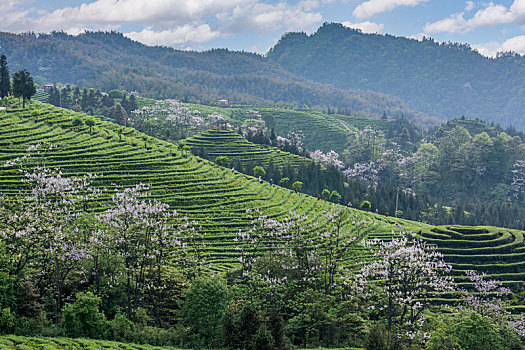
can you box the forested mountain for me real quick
[267,23,525,130]
[0,31,430,124]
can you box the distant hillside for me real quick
[0,31,429,124]
[267,23,525,131]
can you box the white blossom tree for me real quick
[356,232,454,343]
[511,160,525,202]
[460,270,525,337]
[96,183,180,321]
[310,149,345,169]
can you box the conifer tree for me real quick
[0,55,11,98]
[12,70,36,108]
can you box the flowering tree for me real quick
[287,129,304,151]
[97,183,179,321]
[2,144,99,320]
[343,161,384,184]
[176,219,207,281]
[319,207,365,294]
[241,118,266,137]
[234,209,286,281]
[310,149,345,169]
[131,99,223,140]
[356,232,454,343]
[397,155,417,195]
[511,160,525,202]
[460,270,525,337]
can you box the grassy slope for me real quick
[0,101,367,272]
[184,104,399,154]
[1,102,524,295]
[185,129,313,170]
[0,335,362,350]
[34,89,407,154]
[0,335,181,349]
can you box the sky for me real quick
[0,0,524,57]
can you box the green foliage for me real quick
[72,117,83,127]
[292,181,303,191]
[61,292,106,339]
[427,312,522,350]
[12,70,36,108]
[365,325,402,350]
[106,103,127,125]
[181,278,230,348]
[268,23,525,130]
[280,177,290,185]
[215,155,229,166]
[0,55,10,99]
[108,313,134,341]
[85,118,95,133]
[0,308,14,333]
[329,190,341,203]
[253,166,266,177]
[360,200,371,211]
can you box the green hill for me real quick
[0,101,352,272]
[0,31,426,124]
[185,129,312,170]
[267,23,525,131]
[1,102,524,294]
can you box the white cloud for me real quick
[473,35,525,57]
[342,20,384,33]
[465,1,475,12]
[424,0,525,33]
[0,0,323,48]
[126,24,220,46]
[353,0,431,19]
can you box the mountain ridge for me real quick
[267,23,525,130]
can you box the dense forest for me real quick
[267,23,525,130]
[0,31,430,125]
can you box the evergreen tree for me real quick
[12,70,36,108]
[0,54,10,98]
[107,103,128,126]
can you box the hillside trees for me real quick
[356,233,454,344]
[12,70,35,108]
[0,55,10,98]
[106,103,128,126]
[96,184,181,322]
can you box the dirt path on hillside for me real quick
[339,120,352,131]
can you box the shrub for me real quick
[365,324,402,350]
[329,190,341,203]
[253,166,266,177]
[215,156,230,166]
[72,117,83,127]
[108,313,134,341]
[360,200,371,211]
[61,291,107,339]
[182,278,230,348]
[292,181,303,192]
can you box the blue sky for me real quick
[1,0,524,56]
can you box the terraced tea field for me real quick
[0,335,181,349]
[1,102,525,296]
[185,129,313,169]
[412,225,525,291]
[0,102,372,272]
[0,336,363,350]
